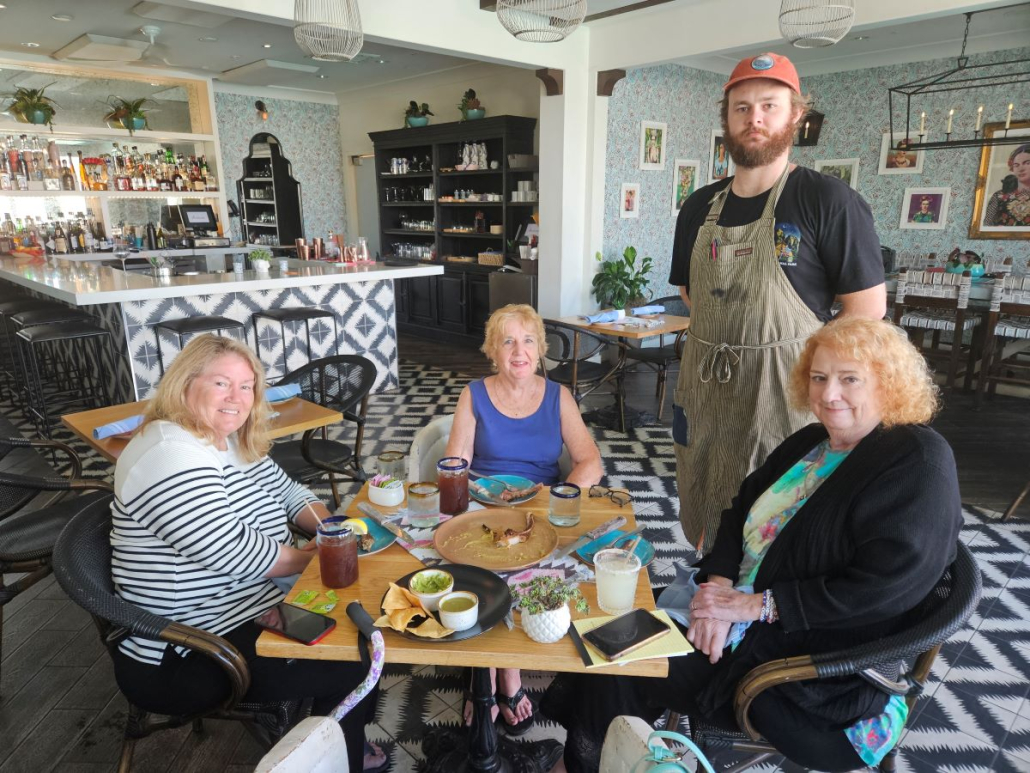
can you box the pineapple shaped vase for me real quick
[522,604,571,644]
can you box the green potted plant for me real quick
[458,88,485,121]
[404,101,434,128]
[511,575,588,643]
[591,246,654,310]
[249,247,273,272]
[103,96,154,135]
[3,85,58,129]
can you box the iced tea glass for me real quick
[437,457,469,516]
[317,516,358,589]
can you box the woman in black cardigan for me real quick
[543,317,963,773]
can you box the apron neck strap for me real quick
[706,162,792,224]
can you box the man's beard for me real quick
[724,121,797,169]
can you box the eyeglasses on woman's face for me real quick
[588,485,632,507]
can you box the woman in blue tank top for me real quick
[445,304,603,736]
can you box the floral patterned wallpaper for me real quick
[215,93,347,243]
[604,48,1030,299]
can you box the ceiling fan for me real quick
[51,24,193,70]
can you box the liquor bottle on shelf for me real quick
[172,155,186,191]
[53,218,68,254]
[5,137,20,181]
[144,153,159,192]
[60,158,76,191]
[31,137,45,186]
[0,144,11,192]
[77,151,90,191]
[48,139,61,171]
[189,156,204,192]
[18,136,34,180]
[43,159,60,191]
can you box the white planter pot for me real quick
[252,261,271,273]
[522,604,571,643]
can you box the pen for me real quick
[711,238,718,262]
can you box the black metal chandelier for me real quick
[887,10,1029,151]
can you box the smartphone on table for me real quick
[582,608,670,661]
[255,603,336,646]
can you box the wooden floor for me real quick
[0,331,1027,773]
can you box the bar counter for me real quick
[0,256,442,402]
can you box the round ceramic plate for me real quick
[434,508,557,571]
[381,564,512,643]
[469,474,540,506]
[357,517,397,557]
[575,529,655,568]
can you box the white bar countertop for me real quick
[0,258,443,305]
[42,246,264,262]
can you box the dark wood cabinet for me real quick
[237,132,303,248]
[370,116,538,342]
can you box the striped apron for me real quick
[673,165,820,554]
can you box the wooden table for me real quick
[258,482,668,771]
[61,397,343,463]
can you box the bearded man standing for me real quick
[670,53,886,554]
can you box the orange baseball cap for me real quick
[723,53,800,94]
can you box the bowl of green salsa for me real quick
[438,591,479,631]
[408,569,454,611]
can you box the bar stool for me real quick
[252,308,339,379]
[153,316,247,376]
[0,299,66,402]
[17,321,112,438]
[8,306,96,405]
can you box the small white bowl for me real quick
[368,484,405,508]
[408,569,454,612]
[438,591,479,632]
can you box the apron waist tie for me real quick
[688,331,810,384]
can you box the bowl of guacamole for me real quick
[408,570,454,612]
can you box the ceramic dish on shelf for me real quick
[381,564,511,643]
[468,474,540,506]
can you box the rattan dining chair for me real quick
[669,541,981,772]
[270,355,376,508]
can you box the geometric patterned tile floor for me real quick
[2,361,1030,772]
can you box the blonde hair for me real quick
[481,304,548,372]
[142,334,272,462]
[788,317,939,428]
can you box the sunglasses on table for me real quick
[588,485,632,507]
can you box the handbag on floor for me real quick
[630,730,716,773]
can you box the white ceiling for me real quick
[0,1,1024,96]
[674,4,1030,77]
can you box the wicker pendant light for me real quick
[497,0,588,43]
[294,0,363,62]
[779,0,855,48]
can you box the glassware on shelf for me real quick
[356,237,370,262]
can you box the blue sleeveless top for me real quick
[469,378,564,485]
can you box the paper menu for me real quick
[571,610,693,668]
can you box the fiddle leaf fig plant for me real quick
[591,246,654,310]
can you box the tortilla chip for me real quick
[389,608,425,630]
[411,616,455,638]
[382,582,426,612]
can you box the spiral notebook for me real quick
[570,610,693,668]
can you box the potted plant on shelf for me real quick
[592,246,654,310]
[103,96,154,135]
[249,247,273,273]
[2,85,58,129]
[404,101,434,128]
[458,88,485,121]
[511,575,588,644]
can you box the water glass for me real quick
[408,482,440,528]
[278,258,290,273]
[594,548,641,616]
[232,255,245,273]
[377,451,405,479]
[317,516,358,589]
[548,483,581,527]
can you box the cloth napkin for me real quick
[373,582,454,638]
[630,305,666,316]
[92,414,144,440]
[582,309,626,324]
[266,383,302,402]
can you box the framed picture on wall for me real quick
[969,120,1030,239]
[900,187,950,230]
[639,121,667,171]
[878,132,924,175]
[814,157,860,189]
[620,182,641,218]
[710,130,734,181]
[671,159,701,216]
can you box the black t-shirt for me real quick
[668,166,883,322]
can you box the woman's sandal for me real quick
[495,686,536,736]
[363,741,389,773]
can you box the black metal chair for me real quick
[0,434,113,694]
[269,355,376,508]
[671,541,982,773]
[623,295,689,421]
[543,319,629,432]
[52,498,301,773]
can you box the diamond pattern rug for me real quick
[7,362,1030,772]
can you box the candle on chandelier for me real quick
[946,109,954,134]
[804,121,810,139]
[975,105,983,132]
[919,112,926,134]
[1006,103,1014,130]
